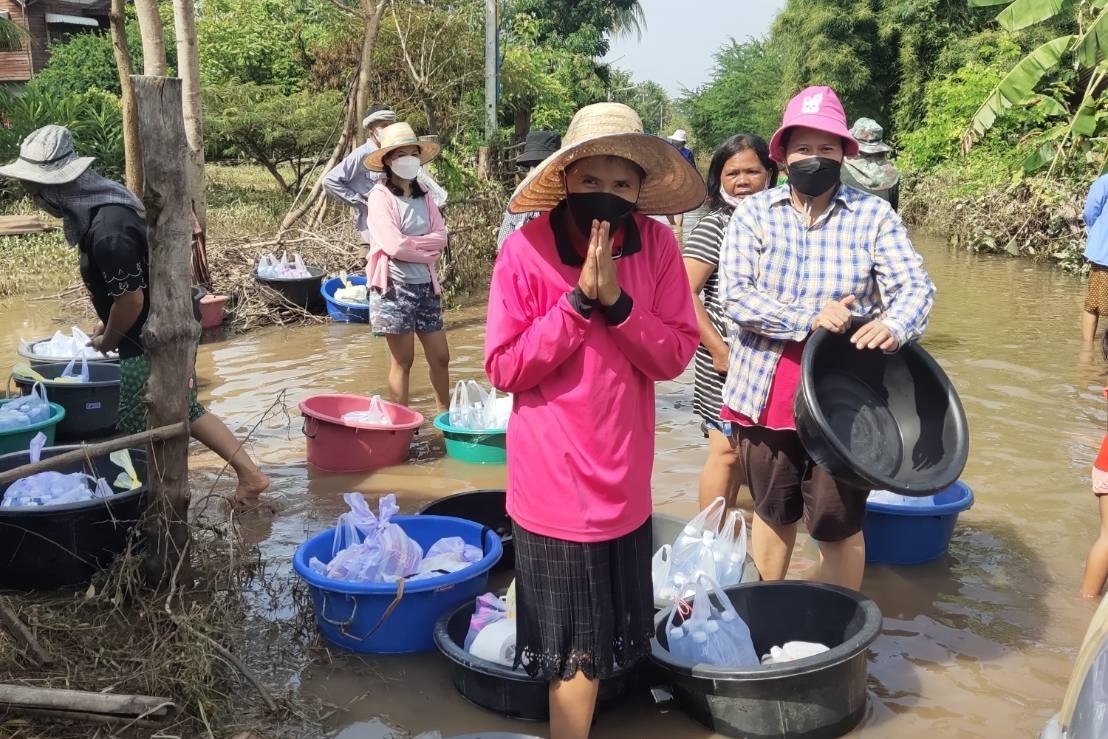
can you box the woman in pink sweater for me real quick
[363,122,450,410]
[485,103,704,739]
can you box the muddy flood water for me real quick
[0,231,1103,739]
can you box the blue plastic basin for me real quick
[863,480,974,565]
[321,274,370,323]
[293,514,503,654]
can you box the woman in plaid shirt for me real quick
[717,86,935,590]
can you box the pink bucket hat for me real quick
[768,86,859,163]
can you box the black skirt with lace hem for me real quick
[511,517,654,681]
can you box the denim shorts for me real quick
[370,281,444,335]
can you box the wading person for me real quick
[363,122,450,411]
[496,130,561,250]
[718,87,935,590]
[665,129,696,244]
[485,102,703,739]
[0,125,270,508]
[840,117,900,212]
[1082,171,1108,348]
[683,134,777,513]
[323,105,447,244]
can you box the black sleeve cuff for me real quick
[601,290,632,325]
[567,286,597,318]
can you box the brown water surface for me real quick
[0,232,1101,738]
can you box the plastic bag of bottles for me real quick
[868,489,936,507]
[449,380,511,431]
[684,574,759,668]
[0,433,113,508]
[0,383,51,432]
[410,536,483,580]
[664,496,729,599]
[256,251,313,279]
[309,493,424,583]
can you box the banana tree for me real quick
[962,0,1108,174]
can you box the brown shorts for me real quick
[1085,265,1108,315]
[737,425,869,542]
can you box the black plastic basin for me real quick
[794,320,969,495]
[434,597,636,721]
[13,361,121,441]
[650,581,882,739]
[255,266,326,312]
[419,489,513,572]
[0,445,149,590]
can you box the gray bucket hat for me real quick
[850,118,893,155]
[0,125,95,184]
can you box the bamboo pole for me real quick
[0,683,175,725]
[0,422,188,487]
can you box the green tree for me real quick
[204,83,345,192]
[771,0,898,124]
[680,37,784,150]
[962,0,1108,174]
[511,0,642,57]
[196,0,339,92]
[878,0,995,128]
[24,26,163,98]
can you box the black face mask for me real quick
[565,192,636,235]
[786,156,842,198]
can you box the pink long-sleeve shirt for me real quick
[484,209,699,542]
[364,182,447,293]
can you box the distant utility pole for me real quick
[484,0,498,142]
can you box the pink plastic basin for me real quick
[298,394,424,473]
[199,294,228,329]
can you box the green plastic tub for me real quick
[0,401,66,456]
[433,412,507,465]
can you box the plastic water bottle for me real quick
[667,625,696,663]
[701,619,743,667]
[689,628,711,664]
[718,610,759,667]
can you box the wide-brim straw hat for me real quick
[508,103,705,215]
[363,122,441,172]
[0,124,94,185]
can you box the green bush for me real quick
[0,86,124,200]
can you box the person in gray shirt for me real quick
[322,105,396,237]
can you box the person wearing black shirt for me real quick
[0,125,270,509]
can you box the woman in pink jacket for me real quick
[363,122,450,410]
[485,103,704,739]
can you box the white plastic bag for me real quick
[761,641,830,665]
[449,380,490,429]
[59,356,90,383]
[341,395,391,425]
[318,493,423,583]
[1,432,113,508]
[412,536,483,579]
[652,544,673,602]
[0,383,51,430]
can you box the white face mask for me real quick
[720,190,743,210]
[390,154,421,180]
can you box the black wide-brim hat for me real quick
[515,131,561,166]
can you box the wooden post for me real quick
[131,75,197,588]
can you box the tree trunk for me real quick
[173,0,207,235]
[279,0,389,235]
[355,0,390,146]
[133,0,167,75]
[131,75,196,589]
[108,0,142,194]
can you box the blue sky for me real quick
[605,0,788,97]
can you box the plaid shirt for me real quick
[718,184,935,422]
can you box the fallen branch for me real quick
[0,421,189,486]
[0,598,54,667]
[0,683,176,726]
